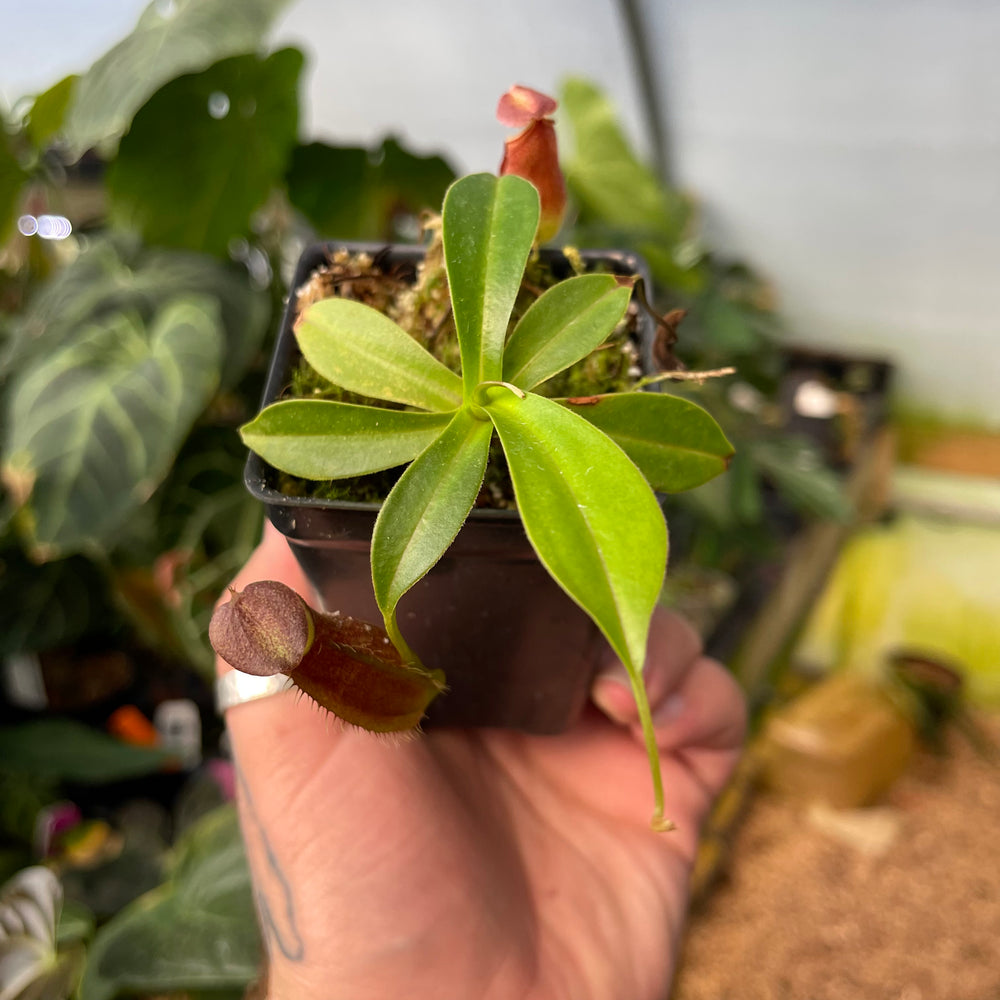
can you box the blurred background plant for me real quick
[0,1,861,996]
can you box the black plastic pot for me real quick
[245,241,655,734]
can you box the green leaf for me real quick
[0,720,171,782]
[3,296,223,559]
[62,0,292,158]
[1,236,269,388]
[0,549,113,656]
[371,409,492,654]
[23,75,78,150]
[241,400,454,479]
[56,899,95,948]
[107,49,302,256]
[442,173,539,393]
[295,297,463,411]
[695,291,766,357]
[728,449,765,525]
[752,437,854,521]
[502,274,631,390]
[286,137,456,241]
[559,78,690,240]
[79,806,260,1000]
[484,389,666,670]
[560,392,734,492]
[0,128,27,244]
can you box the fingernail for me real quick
[653,693,685,726]
[592,669,634,725]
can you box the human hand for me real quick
[219,524,746,1000]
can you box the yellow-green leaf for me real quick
[241,400,454,480]
[503,274,631,390]
[295,297,463,412]
[371,409,492,657]
[560,392,734,492]
[442,173,539,394]
[483,389,666,672]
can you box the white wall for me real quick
[648,0,1000,427]
[4,0,998,425]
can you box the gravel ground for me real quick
[674,715,1000,1000]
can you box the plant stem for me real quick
[626,659,675,832]
[384,612,420,668]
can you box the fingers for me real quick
[591,609,703,725]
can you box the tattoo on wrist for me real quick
[236,764,305,962]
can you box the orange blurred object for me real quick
[107,704,160,747]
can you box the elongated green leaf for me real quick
[560,392,734,492]
[241,400,454,479]
[484,389,666,670]
[63,0,292,158]
[502,274,631,390]
[296,297,463,411]
[0,720,171,782]
[107,49,302,256]
[79,806,259,1000]
[371,409,492,651]
[2,297,223,560]
[559,77,690,240]
[442,173,539,393]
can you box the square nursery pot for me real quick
[245,241,657,734]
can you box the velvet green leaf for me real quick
[62,0,292,158]
[79,806,259,1000]
[2,296,222,560]
[107,49,302,256]
[371,409,492,650]
[241,400,454,479]
[295,297,463,411]
[484,389,666,670]
[0,237,269,387]
[561,392,734,492]
[502,274,631,390]
[442,173,539,393]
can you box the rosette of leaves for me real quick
[241,172,733,827]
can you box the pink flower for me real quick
[497,85,567,243]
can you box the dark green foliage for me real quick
[0,123,27,242]
[62,0,294,158]
[79,806,260,1000]
[108,49,303,255]
[287,137,456,241]
[0,719,172,783]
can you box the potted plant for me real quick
[210,87,734,829]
